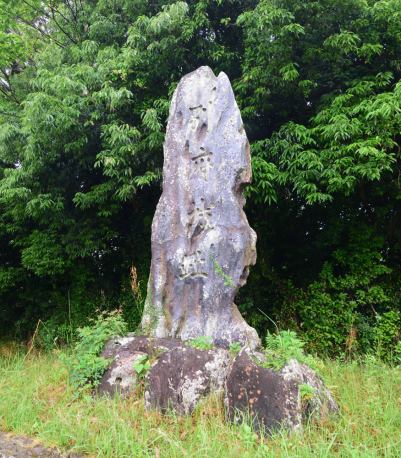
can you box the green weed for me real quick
[229,342,242,356]
[212,257,235,288]
[61,310,127,394]
[299,383,316,403]
[132,354,151,380]
[187,336,213,351]
[262,330,321,371]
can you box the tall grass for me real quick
[0,346,400,457]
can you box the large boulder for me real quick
[98,335,231,413]
[97,350,146,397]
[140,66,260,349]
[97,335,183,397]
[145,345,231,414]
[224,350,338,434]
[99,336,338,434]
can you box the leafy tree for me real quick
[0,0,256,335]
[234,0,401,356]
[0,0,400,359]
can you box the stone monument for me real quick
[99,67,338,429]
[140,66,260,349]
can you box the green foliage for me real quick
[395,342,401,365]
[374,310,401,363]
[36,319,74,351]
[229,341,242,356]
[238,0,401,204]
[187,335,213,351]
[132,354,151,379]
[62,310,127,393]
[289,226,394,356]
[0,0,401,361]
[0,0,43,69]
[299,383,315,403]
[262,330,320,371]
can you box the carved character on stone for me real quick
[191,148,213,181]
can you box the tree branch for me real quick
[19,0,77,44]
[49,7,78,44]
[64,0,78,22]
[48,0,72,24]
[15,15,66,48]
[0,110,19,118]
[0,84,20,104]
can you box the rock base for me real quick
[225,349,338,434]
[99,336,338,435]
[99,335,230,414]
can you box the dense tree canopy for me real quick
[0,0,400,357]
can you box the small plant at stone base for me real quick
[133,354,151,380]
[299,383,315,404]
[262,330,320,371]
[233,412,269,453]
[61,310,127,395]
[238,422,259,447]
[187,335,213,351]
[229,341,242,356]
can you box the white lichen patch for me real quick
[204,349,231,391]
[107,353,145,390]
[281,359,339,417]
[113,336,136,347]
[180,374,207,414]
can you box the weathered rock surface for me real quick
[98,335,184,397]
[145,346,231,414]
[98,335,231,413]
[97,350,145,397]
[224,350,338,434]
[140,66,260,349]
[99,336,338,433]
[101,334,183,359]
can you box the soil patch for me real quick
[0,432,81,458]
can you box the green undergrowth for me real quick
[60,310,127,394]
[1,345,401,457]
[261,330,322,372]
[187,335,214,351]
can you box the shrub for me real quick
[61,310,127,394]
[262,330,320,371]
[374,310,401,363]
[36,319,74,351]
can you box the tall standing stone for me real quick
[140,66,260,349]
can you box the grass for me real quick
[0,345,401,457]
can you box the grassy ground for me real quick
[0,345,401,457]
